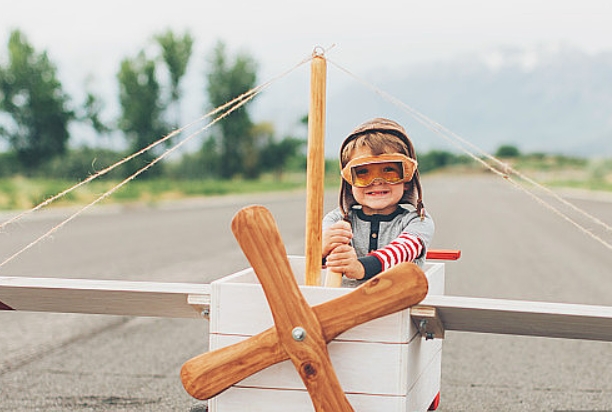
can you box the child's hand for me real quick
[325,244,365,280]
[322,220,353,258]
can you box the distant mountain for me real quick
[256,45,612,158]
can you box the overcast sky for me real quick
[3,0,612,77]
[2,0,612,150]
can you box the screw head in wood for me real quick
[291,326,307,341]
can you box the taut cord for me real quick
[2,49,610,269]
[0,52,314,270]
[328,58,612,254]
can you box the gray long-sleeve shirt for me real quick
[323,204,435,286]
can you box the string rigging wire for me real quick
[0,53,311,232]
[2,48,610,269]
[0,53,313,270]
[328,58,612,254]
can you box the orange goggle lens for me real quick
[351,162,404,187]
[341,154,417,188]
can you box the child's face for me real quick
[348,147,406,215]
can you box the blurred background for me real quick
[1,0,611,208]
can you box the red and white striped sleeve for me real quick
[368,232,424,272]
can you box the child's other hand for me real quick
[322,220,353,258]
[325,244,365,280]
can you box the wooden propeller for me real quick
[180,205,429,410]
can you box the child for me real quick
[322,118,434,286]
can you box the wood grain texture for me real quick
[181,327,285,400]
[304,55,327,287]
[419,295,612,341]
[0,277,210,318]
[324,268,343,287]
[180,208,429,402]
[315,262,428,342]
[231,205,353,411]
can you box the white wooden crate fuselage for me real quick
[208,257,445,412]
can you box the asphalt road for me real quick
[1,174,611,411]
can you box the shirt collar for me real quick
[353,205,403,222]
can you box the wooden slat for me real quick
[416,295,612,342]
[230,205,354,411]
[426,249,461,261]
[304,54,327,287]
[5,277,612,343]
[0,276,210,319]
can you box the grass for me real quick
[511,155,612,192]
[440,154,612,192]
[1,155,611,211]
[0,172,342,211]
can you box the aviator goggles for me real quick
[341,154,417,188]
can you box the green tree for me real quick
[167,135,221,179]
[117,50,169,176]
[418,150,455,173]
[79,75,112,136]
[0,29,73,172]
[205,41,258,178]
[155,29,194,128]
[257,121,306,178]
[495,144,521,158]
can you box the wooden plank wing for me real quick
[0,276,210,319]
[413,295,612,342]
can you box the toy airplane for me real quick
[2,52,612,412]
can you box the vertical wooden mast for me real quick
[304,50,327,286]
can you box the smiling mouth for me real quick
[366,189,390,196]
